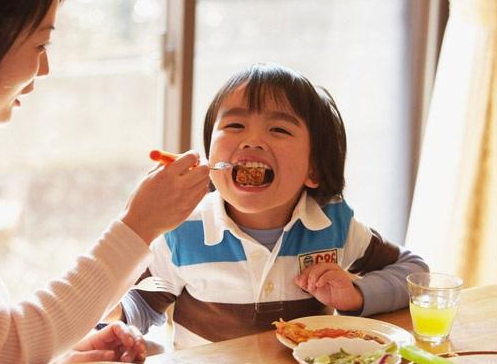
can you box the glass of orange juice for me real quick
[407,272,463,344]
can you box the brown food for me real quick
[235,166,265,186]
[272,319,313,344]
[272,318,386,345]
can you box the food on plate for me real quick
[273,318,386,345]
[293,337,401,364]
[274,319,314,344]
[303,342,398,364]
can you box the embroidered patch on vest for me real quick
[298,249,338,273]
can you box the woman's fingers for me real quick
[63,350,116,363]
[148,164,163,174]
[110,321,135,348]
[165,151,202,175]
[119,325,147,362]
[120,150,211,244]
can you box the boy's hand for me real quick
[294,263,363,312]
[57,322,146,363]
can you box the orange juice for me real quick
[409,299,457,340]
[407,272,463,343]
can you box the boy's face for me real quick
[209,85,318,229]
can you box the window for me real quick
[0,0,165,301]
[0,0,445,303]
[192,0,417,244]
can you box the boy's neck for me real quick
[224,193,302,229]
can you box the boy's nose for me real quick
[239,126,268,150]
[242,143,263,150]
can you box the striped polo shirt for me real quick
[131,190,401,349]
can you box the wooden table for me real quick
[145,285,497,363]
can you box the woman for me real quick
[0,1,210,363]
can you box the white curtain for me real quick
[406,0,497,287]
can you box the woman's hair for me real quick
[203,63,347,205]
[0,0,57,64]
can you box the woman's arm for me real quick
[0,221,151,364]
[0,153,209,363]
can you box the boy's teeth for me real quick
[238,161,271,169]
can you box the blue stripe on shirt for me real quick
[165,221,246,266]
[279,201,354,256]
[165,201,353,265]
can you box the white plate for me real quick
[293,337,401,364]
[275,315,414,349]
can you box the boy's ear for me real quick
[304,169,319,189]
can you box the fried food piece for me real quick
[272,318,386,345]
[273,319,314,344]
[235,166,265,186]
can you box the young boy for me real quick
[117,63,428,349]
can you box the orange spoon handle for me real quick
[149,149,199,168]
[149,149,179,165]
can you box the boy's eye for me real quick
[270,127,292,135]
[224,122,244,129]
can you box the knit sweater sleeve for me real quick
[351,246,429,317]
[0,220,152,364]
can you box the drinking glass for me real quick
[407,272,463,344]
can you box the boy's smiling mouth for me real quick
[232,161,275,187]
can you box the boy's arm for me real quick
[102,269,176,334]
[120,290,171,334]
[120,268,176,334]
[101,269,160,323]
[337,222,428,317]
[100,292,170,333]
[112,232,184,333]
[348,229,400,275]
[345,246,429,317]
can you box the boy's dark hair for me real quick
[203,63,347,205]
[0,0,60,64]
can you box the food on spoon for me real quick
[233,161,274,187]
[235,165,265,186]
[273,319,386,345]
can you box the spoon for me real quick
[210,161,234,170]
[149,149,233,170]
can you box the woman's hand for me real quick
[57,321,146,363]
[294,263,364,312]
[121,151,210,244]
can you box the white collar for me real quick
[200,190,332,246]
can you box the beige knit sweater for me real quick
[0,220,152,364]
